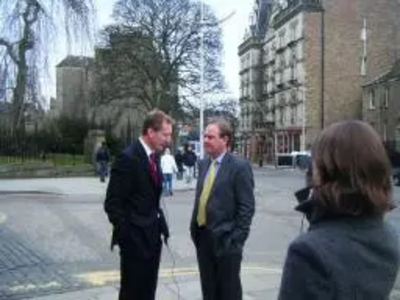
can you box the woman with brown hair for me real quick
[278,120,399,300]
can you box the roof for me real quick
[56,55,95,68]
[363,59,400,87]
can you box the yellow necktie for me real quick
[197,160,216,226]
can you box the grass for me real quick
[0,154,87,166]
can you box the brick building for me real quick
[238,0,400,162]
[363,60,400,150]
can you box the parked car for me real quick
[290,151,312,170]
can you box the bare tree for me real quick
[106,0,224,117]
[181,96,240,146]
[0,0,94,131]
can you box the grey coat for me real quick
[279,197,399,300]
[190,152,255,256]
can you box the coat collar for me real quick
[293,187,385,226]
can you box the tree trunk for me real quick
[12,50,28,131]
[10,0,40,133]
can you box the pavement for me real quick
[1,169,399,300]
[0,170,290,300]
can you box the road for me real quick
[0,168,399,299]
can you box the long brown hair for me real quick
[312,120,393,216]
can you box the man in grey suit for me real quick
[190,119,255,300]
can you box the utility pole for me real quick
[199,4,235,159]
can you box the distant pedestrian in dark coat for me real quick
[279,120,399,300]
[174,148,184,180]
[182,145,197,183]
[96,142,110,182]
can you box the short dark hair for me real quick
[142,109,174,136]
[311,120,393,216]
[208,118,233,147]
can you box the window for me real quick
[293,134,301,152]
[279,109,283,125]
[368,89,375,110]
[285,52,290,68]
[290,105,297,125]
[291,66,297,80]
[272,42,276,52]
[280,54,285,70]
[384,87,389,108]
[291,91,297,103]
[280,93,285,106]
[290,21,298,41]
[383,123,387,142]
[279,30,286,48]
[291,47,297,63]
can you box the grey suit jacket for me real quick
[190,152,255,256]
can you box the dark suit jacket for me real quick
[279,203,399,300]
[190,152,255,256]
[104,140,169,254]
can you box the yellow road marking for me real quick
[75,265,282,286]
[9,281,61,293]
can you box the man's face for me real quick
[148,122,173,152]
[204,124,227,158]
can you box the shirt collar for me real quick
[213,151,226,165]
[139,137,153,158]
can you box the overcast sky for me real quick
[47,0,253,100]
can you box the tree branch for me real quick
[0,38,18,64]
[23,0,41,27]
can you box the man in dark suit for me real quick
[190,119,255,300]
[104,110,173,300]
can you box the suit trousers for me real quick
[118,226,162,300]
[196,228,242,300]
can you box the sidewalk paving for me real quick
[30,270,282,300]
[0,176,196,195]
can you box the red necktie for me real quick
[149,153,158,186]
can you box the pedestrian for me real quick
[104,110,173,300]
[174,148,184,180]
[190,119,255,300]
[96,142,110,182]
[278,120,399,300]
[161,147,178,196]
[182,145,197,184]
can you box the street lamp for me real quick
[200,2,205,159]
[199,3,235,159]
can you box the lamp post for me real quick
[199,2,235,159]
[200,2,205,159]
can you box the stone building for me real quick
[238,0,400,162]
[363,60,400,150]
[56,55,95,120]
[238,0,273,161]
